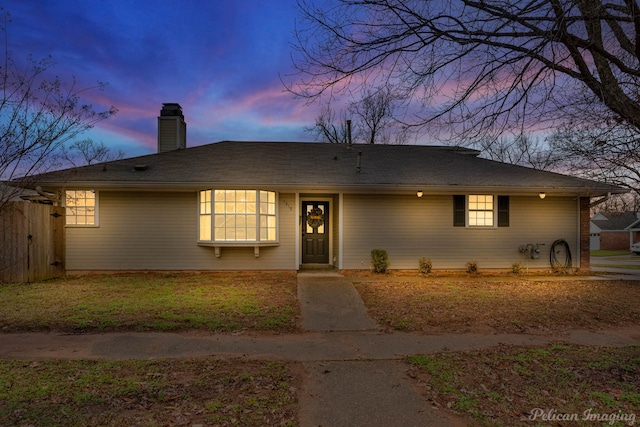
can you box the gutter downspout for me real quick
[589,192,611,208]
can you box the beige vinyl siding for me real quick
[342,194,578,270]
[332,194,340,267]
[66,191,296,271]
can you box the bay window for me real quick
[199,190,277,242]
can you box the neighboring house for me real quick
[590,211,640,251]
[25,104,627,273]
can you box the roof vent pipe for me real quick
[347,119,352,147]
[356,151,362,173]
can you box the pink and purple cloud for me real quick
[3,0,319,157]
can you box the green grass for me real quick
[408,344,640,426]
[0,272,299,333]
[591,249,633,256]
[0,359,297,426]
[592,264,640,269]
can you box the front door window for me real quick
[302,201,329,264]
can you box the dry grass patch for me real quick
[351,276,640,333]
[0,272,299,333]
[408,344,640,426]
[0,358,298,427]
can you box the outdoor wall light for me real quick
[539,192,546,199]
[417,190,423,198]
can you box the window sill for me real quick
[197,242,279,258]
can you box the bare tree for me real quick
[549,123,640,194]
[307,84,411,144]
[0,10,116,211]
[349,85,410,144]
[306,104,350,143]
[474,133,561,170]
[290,0,640,141]
[590,192,640,213]
[59,139,124,167]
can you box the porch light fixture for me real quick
[539,192,546,199]
[417,190,423,198]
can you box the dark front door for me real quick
[302,201,329,264]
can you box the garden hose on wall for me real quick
[550,239,572,272]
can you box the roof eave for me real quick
[31,180,627,197]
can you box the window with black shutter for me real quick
[497,195,509,227]
[453,194,509,227]
[453,195,465,227]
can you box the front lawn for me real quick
[2,272,640,426]
[0,359,298,427]
[351,275,640,334]
[408,344,640,426]
[0,272,299,333]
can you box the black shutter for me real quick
[453,195,465,227]
[498,195,509,227]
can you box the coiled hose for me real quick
[550,239,572,272]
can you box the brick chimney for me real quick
[157,103,187,153]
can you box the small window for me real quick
[65,190,97,226]
[259,190,277,241]
[453,195,509,228]
[199,189,212,240]
[199,190,277,242]
[468,195,494,227]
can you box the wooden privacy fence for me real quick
[0,202,65,283]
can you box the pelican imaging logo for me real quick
[528,408,636,425]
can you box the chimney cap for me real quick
[160,103,184,118]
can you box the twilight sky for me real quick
[3,0,320,157]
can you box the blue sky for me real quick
[3,0,319,157]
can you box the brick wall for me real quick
[600,231,631,250]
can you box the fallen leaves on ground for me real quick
[0,358,298,427]
[407,343,640,426]
[350,275,640,334]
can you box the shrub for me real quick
[371,249,390,273]
[419,257,432,274]
[511,262,522,275]
[466,260,479,274]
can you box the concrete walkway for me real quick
[297,271,378,331]
[2,326,638,361]
[1,271,640,426]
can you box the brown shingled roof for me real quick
[28,141,626,196]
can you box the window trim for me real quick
[453,195,509,228]
[198,189,279,244]
[64,189,99,227]
[468,194,495,227]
